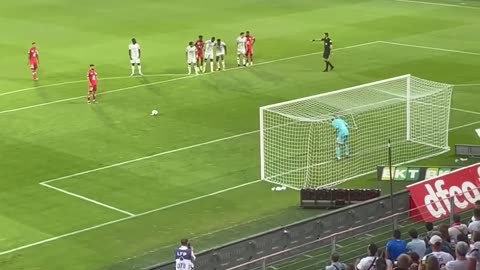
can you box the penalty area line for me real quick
[0,41,381,115]
[40,182,135,217]
[0,180,261,256]
[0,73,187,97]
[394,0,480,10]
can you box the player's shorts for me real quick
[237,48,246,55]
[187,57,197,64]
[246,48,254,56]
[337,134,348,144]
[216,52,225,58]
[130,57,141,64]
[197,52,204,60]
[30,60,38,69]
[323,51,331,60]
[89,84,97,92]
[204,52,214,60]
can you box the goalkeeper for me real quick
[332,115,350,160]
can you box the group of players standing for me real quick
[186,31,256,75]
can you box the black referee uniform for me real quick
[313,33,335,72]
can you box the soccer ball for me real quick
[151,110,158,116]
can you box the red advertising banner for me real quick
[407,163,480,222]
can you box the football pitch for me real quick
[1,0,480,269]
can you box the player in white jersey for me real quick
[186,42,199,75]
[215,38,227,71]
[236,32,247,67]
[128,38,143,76]
[204,37,216,72]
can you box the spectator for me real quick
[377,249,394,269]
[346,264,356,270]
[326,253,347,270]
[386,229,407,262]
[466,231,480,270]
[174,239,195,270]
[395,254,412,270]
[356,243,378,270]
[422,235,454,268]
[425,231,452,255]
[424,222,435,247]
[469,208,480,233]
[376,257,388,270]
[445,241,469,270]
[437,224,453,253]
[409,252,420,270]
[423,256,440,270]
[456,233,469,244]
[450,214,468,239]
[471,200,480,223]
[407,229,427,258]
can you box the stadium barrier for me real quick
[147,163,480,270]
[148,191,410,270]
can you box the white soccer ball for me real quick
[151,110,158,116]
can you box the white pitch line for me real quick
[0,179,261,256]
[40,182,135,216]
[380,41,480,56]
[4,119,473,257]
[0,41,381,115]
[1,117,478,256]
[455,83,480,87]
[0,74,187,97]
[41,130,259,185]
[449,120,480,131]
[394,0,480,9]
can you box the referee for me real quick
[312,32,334,72]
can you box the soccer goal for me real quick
[260,74,453,189]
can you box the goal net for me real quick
[260,74,453,189]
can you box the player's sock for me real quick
[336,145,341,159]
[194,66,199,75]
[138,65,143,75]
[210,62,214,72]
[222,60,226,70]
[242,58,246,66]
[131,66,135,75]
[324,62,329,71]
[236,57,240,66]
[187,65,191,74]
[328,62,334,70]
[87,94,91,103]
[344,145,350,157]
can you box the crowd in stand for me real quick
[325,201,480,270]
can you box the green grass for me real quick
[0,0,479,269]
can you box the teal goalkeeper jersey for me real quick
[332,118,349,136]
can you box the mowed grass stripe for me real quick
[0,41,381,115]
[0,180,261,256]
[0,73,187,97]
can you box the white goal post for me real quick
[259,74,453,189]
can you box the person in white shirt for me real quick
[236,32,247,67]
[445,241,469,270]
[215,38,227,71]
[175,239,195,270]
[467,232,480,270]
[469,208,480,233]
[356,243,378,270]
[128,38,143,76]
[420,235,454,270]
[204,37,216,72]
[185,42,198,75]
[325,253,347,270]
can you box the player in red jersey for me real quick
[195,35,205,72]
[87,64,98,104]
[245,31,256,66]
[28,42,40,80]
